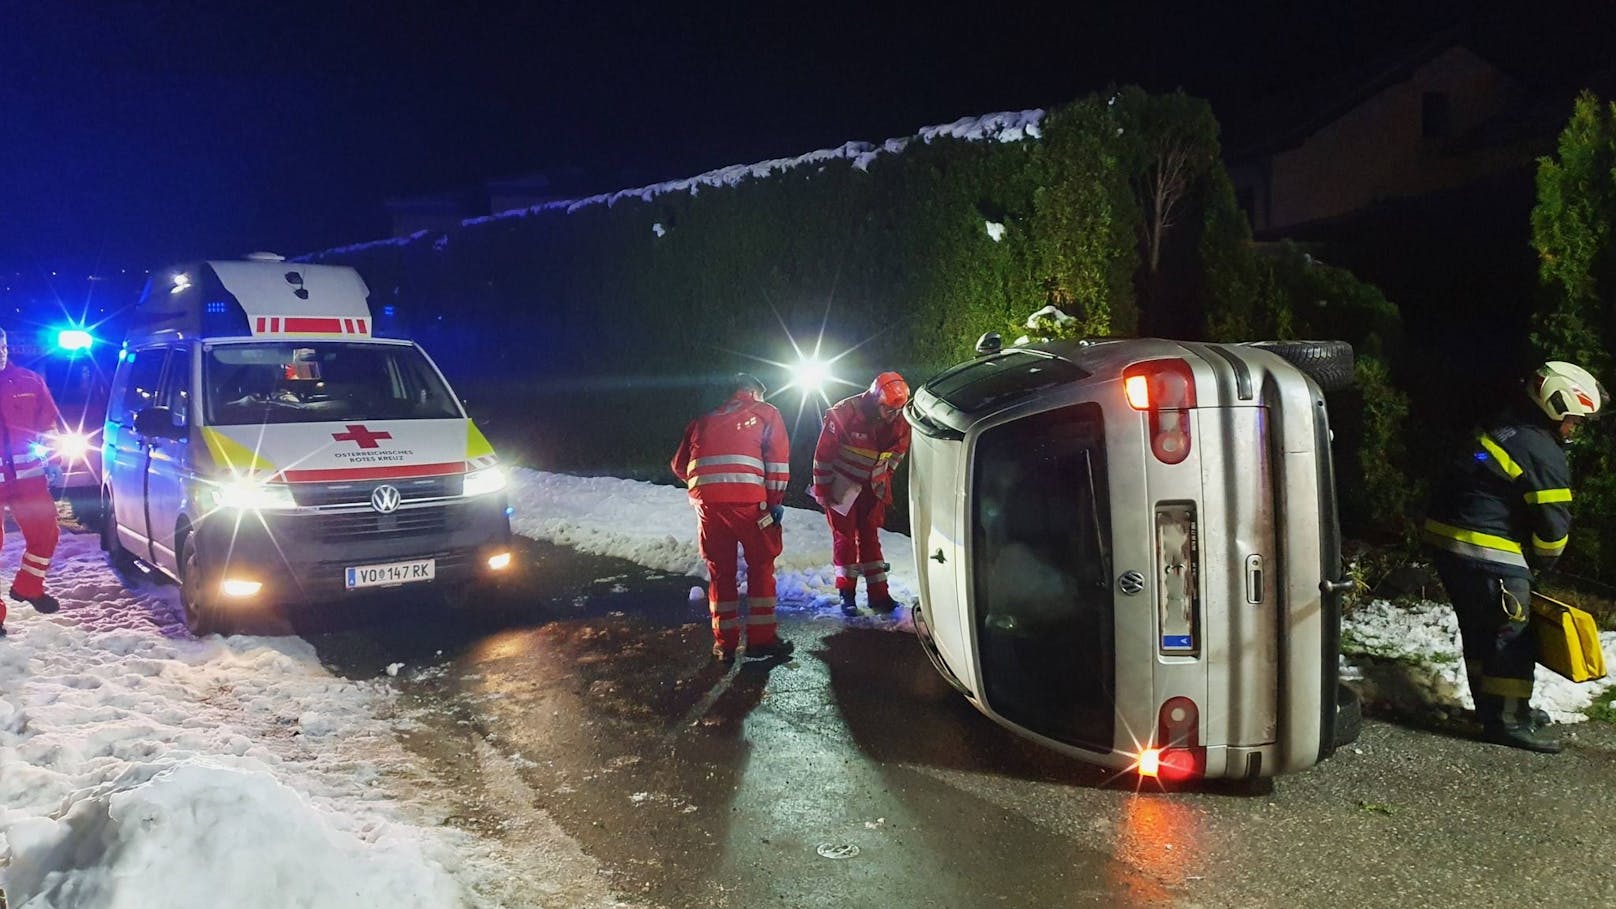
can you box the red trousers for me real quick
[826,488,890,596]
[695,502,783,650]
[0,476,58,623]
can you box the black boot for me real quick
[1480,720,1562,754]
[839,589,858,617]
[868,589,897,613]
[745,638,795,661]
[0,623,7,637]
[9,587,58,614]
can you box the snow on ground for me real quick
[3,467,1614,907]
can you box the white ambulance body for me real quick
[101,255,513,634]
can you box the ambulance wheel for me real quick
[1246,340,1355,392]
[180,534,223,637]
[101,490,134,571]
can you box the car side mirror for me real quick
[975,332,1003,356]
[133,406,180,439]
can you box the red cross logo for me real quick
[332,424,393,449]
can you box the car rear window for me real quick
[923,350,1087,413]
[972,402,1114,751]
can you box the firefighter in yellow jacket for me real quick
[1422,361,1606,753]
[672,374,793,664]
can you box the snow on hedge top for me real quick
[322,110,1044,255]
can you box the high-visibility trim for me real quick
[0,465,48,482]
[765,460,789,473]
[746,612,777,627]
[686,473,766,488]
[251,315,372,339]
[1531,533,1568,554]
[690,454,765,471]
[1477,434,1523,479]
[1524,487,1573,504]
[1422,520,1530,569]
[279,462,462,483]
[466,420,496,459]
[22,553,50,568]
[835,565,862,579]
[202,428,278,473]
[1477,675,1534,698]
[19,564,46,578]
[765,480,789,491]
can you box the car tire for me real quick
[180,533,224,637]
[1333,682,1363,749]
[101,490,134,570]
[1246,340,1355,392]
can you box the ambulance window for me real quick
[113,348,169,425]
[158,352,190,427]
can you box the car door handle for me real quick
[931,548,946,564]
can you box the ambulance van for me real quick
[100,254,513,634]
[905,336,1360,782]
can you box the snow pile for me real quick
[0,533,537,908]
[321,109,1045,256]
[506,468,918,623]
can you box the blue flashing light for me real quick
[206,301,229,313]
[56,329,93,351]
[505,506,515,517]
[382,305,396,317]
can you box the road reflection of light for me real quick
[1113,793,1206,889]
[471,629,541,665]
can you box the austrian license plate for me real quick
[345,558,436,589]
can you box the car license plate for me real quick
[345,558,436,589]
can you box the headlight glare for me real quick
[463,467,507,497]
[207,478,296,511]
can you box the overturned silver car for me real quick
[905,337,1359,781]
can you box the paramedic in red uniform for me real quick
[812,371,911,617]
[0,327,63,636]
[671,373,794,664]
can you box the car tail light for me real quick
[1139,697,1205,781]
[1122,359,1196,465]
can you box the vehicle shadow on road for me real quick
[819,626,1135,790]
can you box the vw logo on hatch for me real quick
[370,485,402,514]
[1117,570,1146,596]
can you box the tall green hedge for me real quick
[1531,91,1616,583]
[309,88,1412,544]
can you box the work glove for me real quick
[769,504,784,526]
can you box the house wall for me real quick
[1264,47,1522,230]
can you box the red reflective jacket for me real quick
[812,392,911,507]
[671,391,790,506]
[0,364,61,462]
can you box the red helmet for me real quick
[869,371,909,409]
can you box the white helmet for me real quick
[1529,361,1608,422]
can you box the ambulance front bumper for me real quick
[193,494,512,604]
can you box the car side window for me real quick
[112,348,169,425]
[158,349,190,428]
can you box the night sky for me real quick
[4,1,1610,274]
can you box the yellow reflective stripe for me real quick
[1524,488,1572,504]
[1477,434,1522,479]
[1477,675,1534,698]
[1531,533,1568,554]
[1422,519,1523,554]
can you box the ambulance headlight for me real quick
[463,467,507,497]
[207,479,297,511]
[52,432,92,462]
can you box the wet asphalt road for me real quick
[302,538,1616,909]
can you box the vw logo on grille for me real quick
[370,484,402,514]
[1117,570,1146,596]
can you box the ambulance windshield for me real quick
[204,341,462,425]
